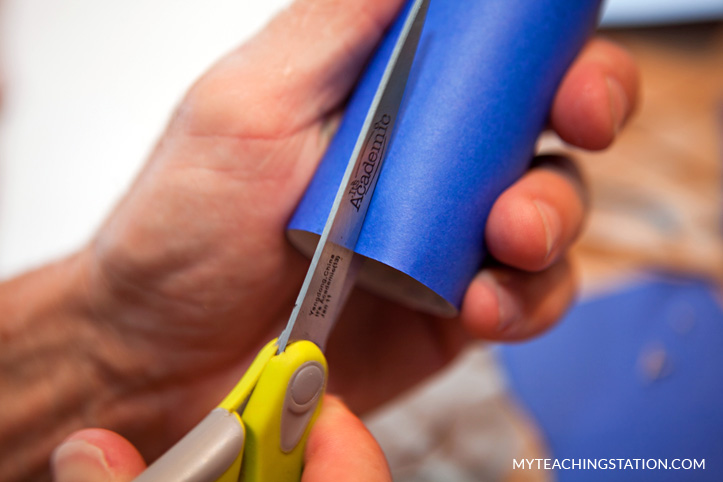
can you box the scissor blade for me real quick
[277,0,430,353]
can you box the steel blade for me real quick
[277,0,430,353]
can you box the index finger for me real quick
[550,37,640,150]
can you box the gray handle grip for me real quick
[133,408,245,482]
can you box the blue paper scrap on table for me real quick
[288,0,602,316]
[499,275,723,482]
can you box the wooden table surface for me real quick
[564,23,723,292]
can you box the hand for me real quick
[50,396,391,482]
[71,0,637,463]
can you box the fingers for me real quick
[551,37,639,150]
[177,0,406,138]
[468,155,585,341]
[486,155,587,272]
[460,258,577,341]
[50,403,391,482]
[304,395,392,482]
[51,429,146,482]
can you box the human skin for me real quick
[51,395,392,482]
[0,0,638,480]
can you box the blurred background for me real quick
[1,1,721,481]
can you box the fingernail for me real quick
[606,76,628,134]
[478,272,523,333]
[52,438,111,482]
[533,200,562,261]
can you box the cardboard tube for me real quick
[288,0,602,317]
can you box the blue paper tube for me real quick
[288,0,603,317]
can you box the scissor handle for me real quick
[239,340,328,481]
[132,340,327,482]
[132,407,245,482]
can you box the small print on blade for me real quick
[309,254,341,318]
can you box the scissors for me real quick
[133,1,429,480]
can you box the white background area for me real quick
[1,0,721,278]
[0,0,290,276]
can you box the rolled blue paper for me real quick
[288,0,602,317]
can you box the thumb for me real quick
[51,429,146,482]
[176,0,406,139]
[303,395,392,482]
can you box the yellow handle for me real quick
[208,339,279,482]
[240,340,327,482]
[135,340,325,482]
[218,339,280,413]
